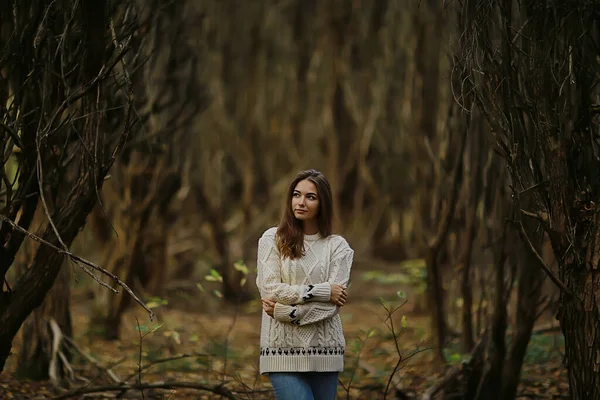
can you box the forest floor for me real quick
[1,259,569,399]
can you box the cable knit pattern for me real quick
[256,227,354,374]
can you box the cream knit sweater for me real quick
[256,227,354,374]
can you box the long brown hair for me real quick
[276,169,333,259]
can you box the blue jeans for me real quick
[269,372,339,400]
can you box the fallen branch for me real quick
[421,366,461,400]
[421,337,487,400]
[52,381,240,400]
[62,335,122,384]
[516,393,569,399]
[48,319,76,387]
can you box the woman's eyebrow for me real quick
[293,189,318,197]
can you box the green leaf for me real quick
[146,301,162,309]
[205,269,223,282]
[136,325,149,332]
[401,315,407,328]
[196,283,205,292]
[240,277,247,287]
[234,260,249,275]
[448,352,461,363]
[146,296,168,309]
[397,291,406,299]
[213,289,223,298]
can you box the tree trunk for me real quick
[0,174,105,372]
[17,262,72,381]
[460,114,485,353]
[102,203,151,340]
[460,212,476,353]
[501,222,545,399]
[559,252,600,398]
[426,250,447,365]
[10,201,73,381]
[144,223,169,295]
[195,186,250,303]
[105,247,146,340]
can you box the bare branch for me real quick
[62,335,122,384]
[512,217,577,300]
[52,381,240,400]
[0,215,154,320]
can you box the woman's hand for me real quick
[262,298,276,317]
[330,284,348,307]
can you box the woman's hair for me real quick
[276,169,333,259]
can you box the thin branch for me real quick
[62,335,122,383]
[36,129,70,253]
[135,317,146,400]
[105,19,135,173]
[0,121,22,149]
[0,215,154,319]
[520,208,548,223]
[52,381,240,400]
[40,38,133,143]
[518,179,550,196]
[513,217,578,300]
[122,353,210,383]
[428,126,469,254]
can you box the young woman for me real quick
[256,169,354,400]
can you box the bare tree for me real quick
[88,0,206,339]
[0,0,147,373]
[454,0,600,398]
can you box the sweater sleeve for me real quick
[256,228,331,305]
[273,237,354,326]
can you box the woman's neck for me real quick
[302,221,319,235]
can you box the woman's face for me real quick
[292,179,319,222]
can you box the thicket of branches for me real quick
[0,0,149,374]
[452,0,600,399]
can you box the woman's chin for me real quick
[294,213,312,221]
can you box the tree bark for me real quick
[425,250,447,364]
[460,115,485,353]
[17,261,72,381]
[559,253,600,398]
